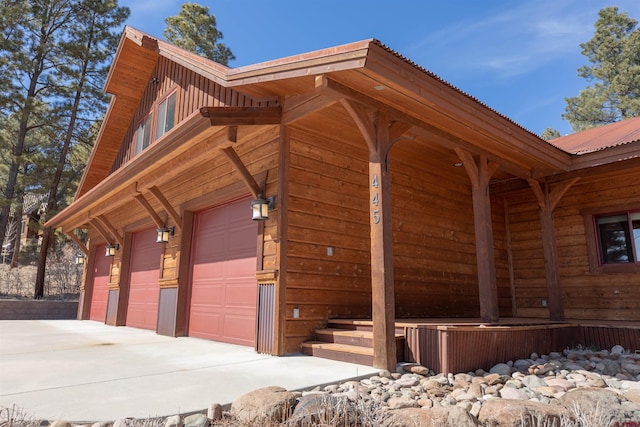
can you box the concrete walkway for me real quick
[0,320,378,422]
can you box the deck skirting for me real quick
[402,322,640,373]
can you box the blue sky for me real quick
[118,0,640,137]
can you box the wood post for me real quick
[455,149,500,323]
[368,111,397,371]
[527,178,578,321]
[341,98,396,370]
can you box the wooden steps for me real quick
[301,319,405,366]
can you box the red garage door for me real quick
[126,227,161,330]
[188,198,258,346]
[89,244,111,322]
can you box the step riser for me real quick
[327,322,404,335]
[315,331,373,347]
[302,346,374,366]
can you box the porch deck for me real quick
[305,318,640,373]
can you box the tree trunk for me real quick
[34,27,94,298]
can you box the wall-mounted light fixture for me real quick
[156,225,175,243]
[105,243,119,257]
[75,253,86,265]
[251,195,275,221]
[150,77,159,85]
[453,162,464,167]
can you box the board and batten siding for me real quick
[110,56,278,172]
[504,168,640,321]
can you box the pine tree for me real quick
[164,2,235,65]
[33,0,128,298]
[563,7,640,131]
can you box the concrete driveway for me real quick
[0,320,378,422]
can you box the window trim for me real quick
[582,204,640,274]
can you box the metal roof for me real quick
[550,116,640,155]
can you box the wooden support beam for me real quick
[219,146,262,198]
[368,110,397,371]
[334,90,398,369]
[199,106,282,126]
[341,98,377,153]
[66,231,88,255]
[455,148,500,323]
[95,214,123,247]
[227,126,238,143]
[526,178,579,321]
[148,186,183,231]
[340,93,397,370]
[133,194,164,228]
[282,91,337,124]
[317,75,538,180]
[89,218,113,244]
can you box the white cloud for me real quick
[404,0,614,79]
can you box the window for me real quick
[155,91,177,140]
[583,206,640,274]
[594,210,640,265]
[135,114,152,155]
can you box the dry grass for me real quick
[0,243,81,300]
[1,396,636,427]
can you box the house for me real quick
[46,27,639,372]
[2,192,47,264]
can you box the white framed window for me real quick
[155,91,177,140]
[134,114,152,155]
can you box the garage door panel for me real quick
[226,257,255,275]
[188,198,258,345]
[126,228,161,331]
[190,282,224,305]
[193,261,225,276]
[225,284,257,307]
[189,312,222,340]
[223,315,254,344]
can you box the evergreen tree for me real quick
[563,7,640,131]
[34,0,129,298]
[540,128,562,141]
[0,0,75,257]
[164,2,235,65]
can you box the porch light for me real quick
[75,253,86,265]
[251,195,275,221]
[156,225,175,243]
[105,243,119,257]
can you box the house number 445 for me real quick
[371,175,380,224]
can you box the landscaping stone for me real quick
[229,386,296,424]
